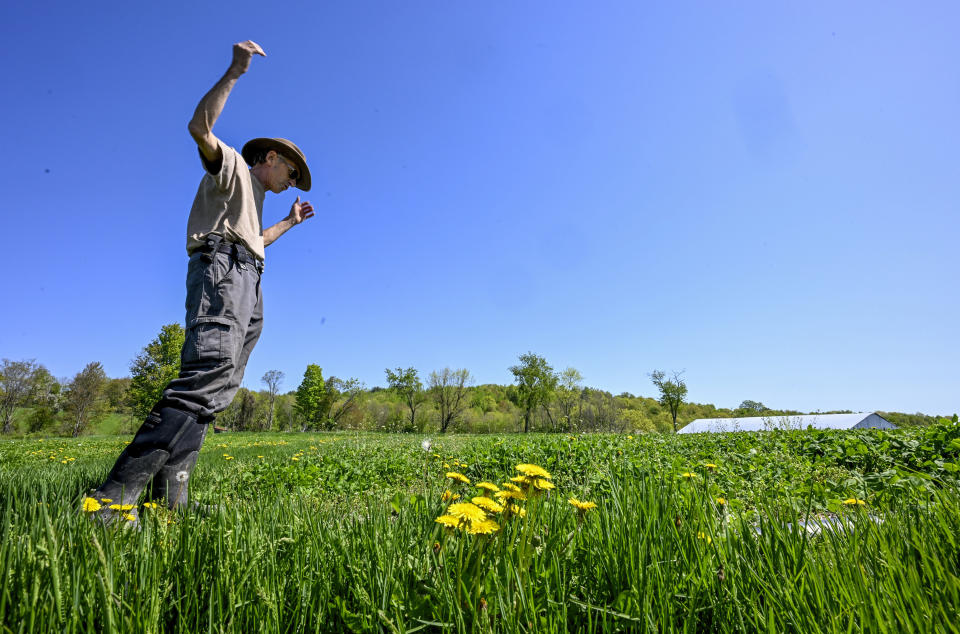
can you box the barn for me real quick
[678,412,896,434]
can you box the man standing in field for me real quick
[87,41,314,521]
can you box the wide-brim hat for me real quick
[241,137,312,192]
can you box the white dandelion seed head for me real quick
[421,439,432,452]
[176,471,190,483]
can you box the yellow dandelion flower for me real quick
[291,457,300,461]
[507,504,527,517]
[441,490,461,502]
[516,463,551,479]
[224,456,234,460]
[502,483,522,493]
[495,489,527,502]
[532,478,555,491]
[681,472,697,479]
[99,498,113,503]
[471,497,504,513]
[443,462,450,469]
[843,498,866,506]
[81,497,101,512]
[697,531,712,544]
[568,498,597,511]
[61,460,68,464]
[476,482,500,493]
[715,497,727,505]
[703,463,718,470]
[122,513,137,522]
[445,472,470,484]
[467,518,500,535]
[435,515,460,528]
[447,502,487,523]
[108,503,135,511]
[142,502,159,510]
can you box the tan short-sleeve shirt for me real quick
[186,139,266,261]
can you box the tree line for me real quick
[1,324,950,436]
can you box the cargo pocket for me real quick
[184,316,234,365]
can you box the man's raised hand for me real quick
[230,40,266,76]
[289,196,315,225]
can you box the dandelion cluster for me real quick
[506,464,554,496]
[434,462,596,539]
[436,502,501,535]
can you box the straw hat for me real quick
[241,137,312,192]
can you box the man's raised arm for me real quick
[188,41,266,164]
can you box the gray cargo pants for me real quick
[163,238,264,418]
[92,238,263,510]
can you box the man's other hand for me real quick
[289,196,315,224]
[230,41,266,76]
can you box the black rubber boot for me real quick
[89,407,200,523]
[150,420,209,509]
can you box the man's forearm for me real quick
[263,217,297,247]
[188,42,265,162]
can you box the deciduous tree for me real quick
[64,362,108,437]
[554,367,584,431]
[325,377,364,429]
[261,370,284,430]
[128,324,184,420]
[385,367,425,432]
[650,370,688,433]
[25,367,60,433]
[0,359,41,434]
[428,368,472,433]
[295,364,333,430]
[509,352,557,433]
[739,400,768,413]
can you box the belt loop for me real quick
[201,234,223,263]
[232,242,247,271]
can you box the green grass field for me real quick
[2,425,959,633]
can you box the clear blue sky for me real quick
[2,2,957,416]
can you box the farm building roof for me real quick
[678,412,895,434]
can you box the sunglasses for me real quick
[276,155,299,183]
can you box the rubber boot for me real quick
[150,420,209,510]
[89,407,199,525]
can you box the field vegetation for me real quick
[2,420,959,632]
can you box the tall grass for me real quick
[1,432,958,632]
